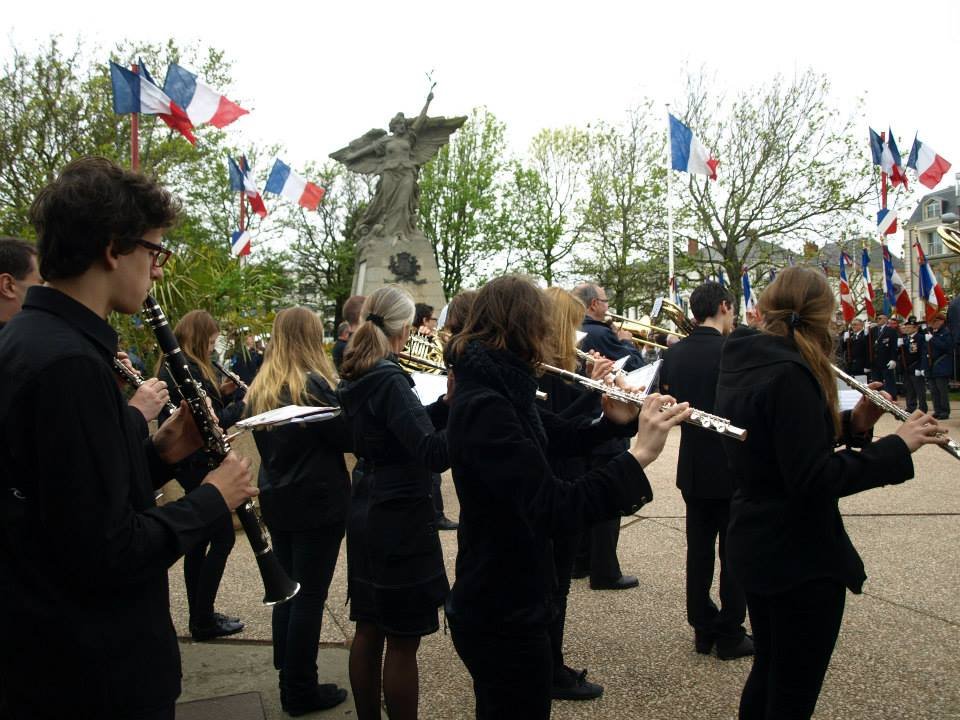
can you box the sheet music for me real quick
[235,405,340,429]
[624,359,662,395]
[411,372,448,405]
[837,376,867,411]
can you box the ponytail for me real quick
[340,286,415,379]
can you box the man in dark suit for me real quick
[874,314,901,399]
[659,281,753,660]
[842,318,869,376]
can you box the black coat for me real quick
[0,287,228,717]
[716,328,914,595]
[874,324,901,369]
[579,316,645,371]
[445,341,652,628]
[659,326,735,499]
[253,374,351,532]
[843,329,869,375]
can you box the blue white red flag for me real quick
[907,136,952,190]
[231,229,252,257]
[877,208,898,236]
[768,269,777,283]
[669,114,718,180]
[264,159,325,211]
[163,63,248,129]
[838,252,855,323]
[869,127,908,188]
[741,268,755,314]
[915,242,948,321]
[717,267,726,288]
[881,245,912,318]
[228,156,268,218]
[860,247,876,320]
[109,60,195,144]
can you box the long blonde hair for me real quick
[157,309,220,393]
[544,287,585,371]
[758,266,840,435]
[245,307,337,416]
[339,285,415,379]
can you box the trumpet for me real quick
[833,364,960,462]
[603,313,670,350]
[651,297,696,336]
[540,363,747,440]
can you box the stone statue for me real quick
[330,90,466,249]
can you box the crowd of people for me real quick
[0,157,954,720]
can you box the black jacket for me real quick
[0,287,227,717]
[875,324,901,369]
[579,315,645,371]
[445,341,652,628]
[659,326,735,499]
[253,374,352,532]
[716,328,914,595]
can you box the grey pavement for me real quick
[169,409,960,719]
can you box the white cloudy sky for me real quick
[5,0,959,198]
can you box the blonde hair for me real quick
[544,287,586,371]
[758,266,840,435]
[245,307,338,416]
[157,309,220,393]
[339,285,415,379]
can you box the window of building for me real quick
[924,200,942,220]
[928,231,943,256]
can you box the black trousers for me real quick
[683,493,745,640]
[575,518,622,582]
[270,522,345,701]
[449,618,553,720]
[929,376,951,417]
[904,372,928,412]
[431,472,445,517]
[547,533,577,674]
[739,578,846,720]
[183,510,236,622]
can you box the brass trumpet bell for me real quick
[651,297,695,336]
[603,312,670,350]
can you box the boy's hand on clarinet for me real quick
[203,452,256,511]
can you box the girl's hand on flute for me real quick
[896,411,947,453]
[850,381,889,434]
[630,393,691,468]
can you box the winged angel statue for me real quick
[330,91,466,247]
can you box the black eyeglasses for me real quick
[136,238,172,268]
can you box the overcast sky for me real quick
[5,0,960,221]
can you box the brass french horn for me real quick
[936,224,960,255]
[398,332,446,374]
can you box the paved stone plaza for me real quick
[171,411,960,719]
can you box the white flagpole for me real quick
[666,104,674,300]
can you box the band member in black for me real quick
[899,317,928,414]
[444,275,689,720]
[337,285,450,720]
[0,157,254,720]
[659,281,752,660]
[332,295,366,371]
[245,307,350,714]
[158,310,247,641]
[0,237,42,329]
[717,266,943,719]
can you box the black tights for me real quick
[349,622,421,720]
[183,511,235,622]
[739,578,846,720]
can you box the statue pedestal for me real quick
[352,231,447,310]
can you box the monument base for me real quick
[351,231,447,310]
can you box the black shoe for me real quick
[590,574,639,590]
[190,616,245,641]
[285,684,348,716]
[717,633,755,660]
[551,665,603,701]
[213,611,240,624]
[694,630,716,655]
[436,515,459,531]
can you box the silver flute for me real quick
[833,364,960,462]
[541,363,747,441]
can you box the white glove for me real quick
[919,369,926,377]
[843,331,850,341]
[886,360,897,370]
[897,338,904,347]
[925,333,933,342]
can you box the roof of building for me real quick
[906,186,959,224]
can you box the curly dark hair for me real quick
[29,156,181,280]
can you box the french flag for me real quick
[907,136,952,190]
[881,244,912,318]
[839,252,855,323]
[228,156,268,218]
[915,242,948,321]
[231,229,252,258]
[741,267,755,314]
[877,207,898,236]
[110,60,195,144]
[869,128,908,188]
[861,247,876,319]
[669,114,718,180]
[163,63,248,129]
[264,159,325,211]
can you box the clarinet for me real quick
[112,357,178,414]
[142,295,300,605]
[212,358,249,392]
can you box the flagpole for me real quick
[666,104,674,300]
[130,62,140,172]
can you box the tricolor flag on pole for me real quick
[109,60,195,144]
[877,207,898,236]
[860,247,876,320]
[838,252,856,323]
[163,63,249,129]
[231,229,252,258]
[869,127,908,188]
[741,267,755,316]
[717,267,726,288]
[915,242,948,321]
[228,156,268,218]
[669,114,718,180]
[907,136,953,190]
[264,160,325,211]
[881,245,913,318]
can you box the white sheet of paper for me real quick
[235,405,340,429]
[837,376,868,411]
[575,330,587,345]
[411,372,448,405]
[624,359,662,395]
